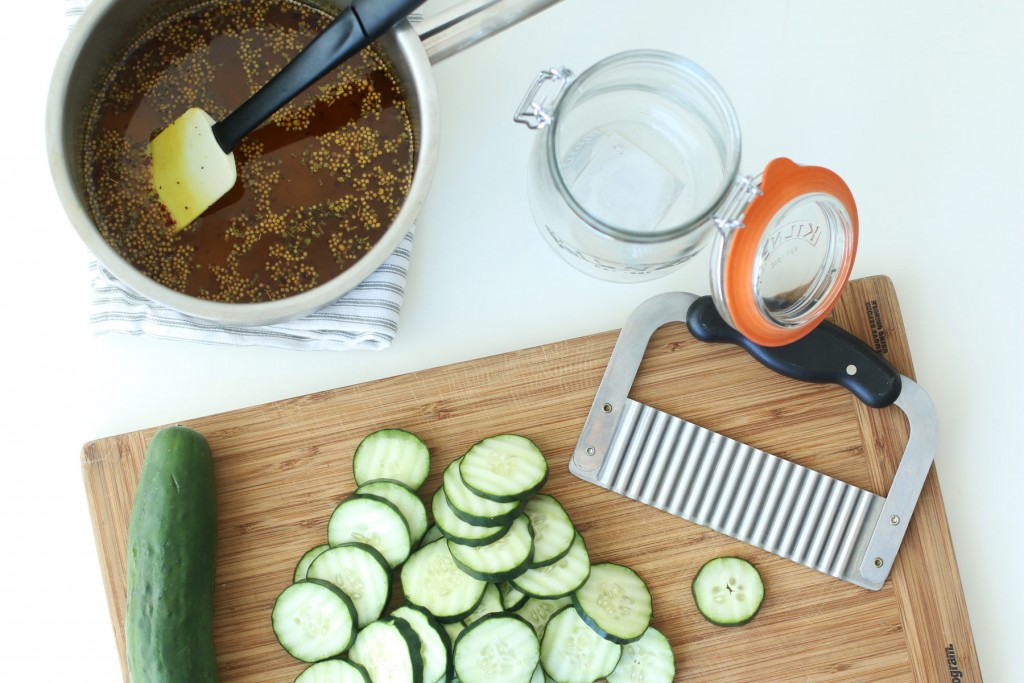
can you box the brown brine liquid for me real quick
[83,0,415,303]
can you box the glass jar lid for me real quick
[710,158,858,346]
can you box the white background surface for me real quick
[2,0,1021,679]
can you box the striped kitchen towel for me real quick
[65,0,415,351]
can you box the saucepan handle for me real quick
[686,295,902,409]
[354,0,428,35]
[415,0,563,64]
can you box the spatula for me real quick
[150,0,426,232]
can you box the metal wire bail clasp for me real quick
[514,67,575,129]
[713,174,762,234]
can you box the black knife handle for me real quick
[686,296,901,409]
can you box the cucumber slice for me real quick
[522,494,575,568]
[352,429,431,491]
[295,659,371,683]
[420,524,444,547]
[691,556,764,626]
[327,495,411,568]
[449,514,535,582]
[606,626,675,683]
[514,595,572,641]
[453,613,540,683]
[349,617,424,683]
[540,605,621,683]
[272,579,358,663]
[499,582,529,611]
[293,543,331,582]
[458,435,548,502]
[443,620,466,647]
[306,542,392,628]
[391,605,451,683]
[443,458,523,526]
[356,479,429,545]
[432,488,511,547]
[401,538,488,623]
[572,563,652,644]
[516,593,573,643]
[461,582,503,626]
[512,531,590,599]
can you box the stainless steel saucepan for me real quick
[47,0,562,326]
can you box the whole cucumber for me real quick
[125,425,219,682]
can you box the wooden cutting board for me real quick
[82,275,979,682]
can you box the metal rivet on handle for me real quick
[873,557,884,568]
[586,446,596,456]
[846,364,857,375]
[890,515,901,525]
[603,403,613,413]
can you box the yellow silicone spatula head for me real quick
[150,108,236,233]
[148,0,426,232]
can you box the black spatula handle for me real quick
[686,295,901,408]
[213,0,424,152]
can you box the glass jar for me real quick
[515,50,858,346]
[515,50,741,282]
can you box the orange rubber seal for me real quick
[723,157,858,347]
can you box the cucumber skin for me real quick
[126,426,219,682]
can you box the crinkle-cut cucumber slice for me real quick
[572,562,652,644]
[356,478,429,545]
[327,495,411,568]
[293,543,331,583]
[390,605,451,683]
[511,531,590,599]
[458,435,548,503]
[514,595,572,641]
[419,524,444,548]
[432,488,511,546]
[352,429,431,491]
[606,626,675,683]
[522,494,575,568]
[540,605,621,683]
[443,620,466,647]
[306,542,391,628]
[400,538,488,623]
[691,556,764,626]
[499,582,529,611]
[294,658,371,683]
[443,458,523,526]
[449,513,534,582]
[348,617,424,683]
[271,579,357,663]
[461,582,503,626]
[453,613,540,683]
